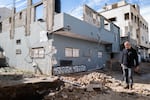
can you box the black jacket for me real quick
[121,47,139,68]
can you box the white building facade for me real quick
[100,0,149,60]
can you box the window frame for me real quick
[65,47,80,58]
[34,3,44,21]
[124,13,129,20]
[30,47,45,58]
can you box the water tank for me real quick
[55,0,61,13]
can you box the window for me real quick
[0,22,2,33]
[65,48,79,57]
[16,39,21,45]
[137,17,139,26]
[134,16,137,23]
[34,4,44,21]
[145,25,147,30]
[55,0,61,13]
[140,21,142,27]
[65,48,72,57]
[124,13,129,20]
[132,5,136,8]
[109,17,116,22]
[9,17,11,23]
[131,13,133,20]
[19,12,22,19]
[16,49,21,55]
[30,47,45,58]
[73,48,79,57]
[146,41,148,44]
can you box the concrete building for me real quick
[0,0,120,75]
[100,0,149,60]
[0,7,11,22]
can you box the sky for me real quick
[0,0,150,38]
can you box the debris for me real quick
[0,63,150,100]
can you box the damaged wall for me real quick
[1,17,11,32]
[0,0,56,75]
[52,34,109,70]
[0,0,120,75]
[0,7,11,22]
[15,10,27,28]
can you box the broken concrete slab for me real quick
[86,83,103,92]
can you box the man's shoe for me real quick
[129,84,133,90]
[124,85,129,89]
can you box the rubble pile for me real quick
[44,71,150,100]
[61,71,122,87]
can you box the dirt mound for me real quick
[44,71,150,100]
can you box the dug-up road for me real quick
[44,63,150,100]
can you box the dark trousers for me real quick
[122,65,133,85]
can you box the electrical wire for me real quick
[1,0,26,8]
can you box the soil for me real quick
[0,63,150,100]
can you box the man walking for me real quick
[121,41,139,89]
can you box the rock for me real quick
[68,86,73,92]
[47,92,56,96]
[86,83,103,92]
[114,82,122,86]
[61,93,68,99]
[86,84,94,92]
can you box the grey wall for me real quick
[53,13,120,53]
[52,34,110,70]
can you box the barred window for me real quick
[30,47,45,58]
[65,48,79,57]
[73,48,79,57]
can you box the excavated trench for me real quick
[0,79,64,100]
